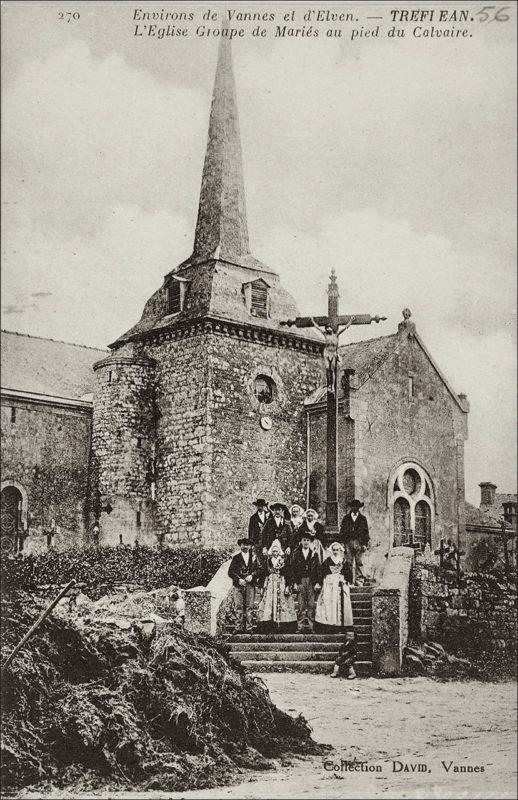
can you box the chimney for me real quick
[479,482,497,507]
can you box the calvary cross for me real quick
[281,269,387,536]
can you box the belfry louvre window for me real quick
[168,281,181,314]
[251,283,268,317]
[243,279,270,318]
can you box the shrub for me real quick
[0,546,232,600]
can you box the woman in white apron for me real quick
[256,541,297,632]
[314,542,354,633]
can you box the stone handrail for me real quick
[372,546,414,676]
[206,557,234,635]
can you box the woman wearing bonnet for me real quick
[288,503,306,550]
[299,508,326,563]
[314,542,354,633]
[256,541,297,632]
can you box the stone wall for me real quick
[202,332,323,548]
[92,352,158,547]
[409,562,517,662]
[92,325,323,549]
[151,334,212,548]
[1,398,92,551]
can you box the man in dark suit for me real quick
[228,538,261,633]
[290,533,320,631]
[261,503,293,554]
[339,499,370,585]
[247,498,269,554]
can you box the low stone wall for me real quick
[372,546,414,676]
[409,563,517,665]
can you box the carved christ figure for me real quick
[311,318,354,395]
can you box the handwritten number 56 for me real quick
[58,11,80,23]
[475,6,510,22]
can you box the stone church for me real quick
[1,38,472,573]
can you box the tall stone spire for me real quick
[192,35,250,261]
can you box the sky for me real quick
[1,1,516,503]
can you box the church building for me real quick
[90,36,469,572]
[2,37,470,572]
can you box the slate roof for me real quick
[1,330,107,401]
[495,492,517,507]
[465,501,512,529]
[339,334,399,383]
[304,333,398,405]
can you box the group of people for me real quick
[228,497,372,678]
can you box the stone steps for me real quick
[227,586,373,675]
[229,639,369,652]
[232,650,344,662]
[227,625,371,645]
[241,659,373,675]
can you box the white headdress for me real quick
[329,541,345,564]
[268,539,283,556]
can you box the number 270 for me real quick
[58,11,80,22]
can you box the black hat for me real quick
[350,499,364,509]
[237,537,252,546]
[270,503,290,517]
[300,531,315,540]
[253,498,268,507]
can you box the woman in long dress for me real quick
[314,542,354,633]
[256,542,297,632]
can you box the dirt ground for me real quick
[20,676,517,800]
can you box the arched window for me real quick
[1,482,28,554]
[415,500,431,545]
[394,497,411,541]
[388,463,434,550]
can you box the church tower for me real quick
[92,37,325,548]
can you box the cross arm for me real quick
[337,314,387,326]
[280,316,329,329]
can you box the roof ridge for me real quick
[1,329,108,353]
[340,332,397,349]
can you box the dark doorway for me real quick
[1,486,24,554]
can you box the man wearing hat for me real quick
[261,503,293,554]
[248,498,270,554]
[228,538,261,633]
[339,499,370,585]
[290,532,320,631]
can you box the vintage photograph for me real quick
[1,1,516,798]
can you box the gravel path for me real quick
[21,676,517,800]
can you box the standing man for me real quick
[228,537,261,633]
[261,503,292,554]
[339,499,371,585]
[248,498,269,555]
[291,533,320,631]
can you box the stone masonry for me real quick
[410,562,517,663]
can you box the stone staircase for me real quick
[227,587,373,675]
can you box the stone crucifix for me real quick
[281,269,387,535]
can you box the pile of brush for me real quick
[1,592,319,794]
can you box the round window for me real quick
[402,468,421,496]
[254,375,275,404]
